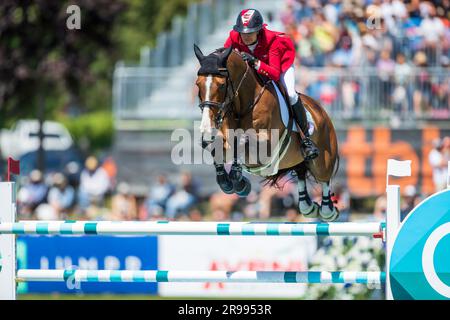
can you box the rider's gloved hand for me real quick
[241,52,258,67]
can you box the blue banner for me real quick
[17,235,158,294]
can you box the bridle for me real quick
[198,60,269,130]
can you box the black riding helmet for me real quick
[233,9,263,34]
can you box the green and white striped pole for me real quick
[0,221,383,237]
[16,269,385,285]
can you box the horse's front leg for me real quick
[227,135,251,197]
[214,162,235,194]
[211,143,235,194]
[228,162,251,197]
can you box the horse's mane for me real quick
[224,48,267,86]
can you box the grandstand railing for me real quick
[299,67,449,123]
[113,66,449,124]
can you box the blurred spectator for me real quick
[429,137,450,191]
[47,173,75,219]
[241,190,259,220]
[101,156,117,192]
[209,191,239,221]
[78,156,110,211]
[165,171,200,220]
[110,182,138,220]
[373,193,387,221]
[259,176,296,219]
[145,174,175,218]
[400,184,422,221]
[412,51,432,116]
[332,183,351,222]
[17,170,48,218]
[393,52,413,114]
[64,161,82,189]
[419,4,446,46]
[377,49,395,106]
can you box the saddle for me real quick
[256,73,295,118]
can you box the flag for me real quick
[387,159,411,177]
[7,157,20,181]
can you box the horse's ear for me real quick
[222,46,233,61]
[194,44,204,61]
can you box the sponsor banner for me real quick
[158,236,317,297]
[17,235,158,294]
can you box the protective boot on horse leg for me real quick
[295,165,320,218]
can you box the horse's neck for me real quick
[228,53,261,115]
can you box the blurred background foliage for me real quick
[0,0,197,151]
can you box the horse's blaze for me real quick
[200,106,213,135]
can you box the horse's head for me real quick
[194,44,237,142]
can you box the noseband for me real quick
[198,63,251,129]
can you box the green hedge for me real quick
[58,111,113,151]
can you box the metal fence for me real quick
[113,66,199,120]
[299,67,449,123]
[113,65,449,123]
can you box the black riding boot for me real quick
[291,97,319,161]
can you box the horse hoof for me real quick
[221,185,235,194]
[300,202,320,218]
[235,177,251,197]
[216,171,235,194]
[319,206,340,222]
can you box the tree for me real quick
[0,0,126,126]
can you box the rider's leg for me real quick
[280,65,319,161]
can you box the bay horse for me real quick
[194,44,339,221]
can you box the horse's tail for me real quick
[262,162,304,189]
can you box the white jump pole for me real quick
[385,184,400,300]
[0,182,17,300]
[16,269,385,284]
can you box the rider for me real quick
[224,9,319,161]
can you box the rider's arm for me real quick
[256,45,282,81]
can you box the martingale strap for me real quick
[243,81,294,177]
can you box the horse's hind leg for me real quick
[295,165,319,218]
[319,182,339,221]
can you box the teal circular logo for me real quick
[390,189,450,300]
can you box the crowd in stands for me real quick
[13,155,347,222]
[17,156,116,221]
[280,0,449,120]
[429,136,450,191]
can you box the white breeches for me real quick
[280,65,298,105]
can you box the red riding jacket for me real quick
[223,25,296,81]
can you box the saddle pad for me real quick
[272,81,315,136]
